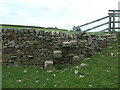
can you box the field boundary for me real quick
[0,24,68,31]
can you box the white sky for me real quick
[0,0,119,30]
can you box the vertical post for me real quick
[108,13,112,33]
[0,25,2,90]
[112,11,115,33]
[118,1,120,32]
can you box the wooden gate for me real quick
[74,10,120,33]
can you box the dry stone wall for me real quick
[1,28,116,68]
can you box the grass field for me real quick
[0,25,73,33]
[0,25,108,35]
[2,37,119,88]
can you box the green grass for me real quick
[87,32,108,35]
[2,38,118,88]
[0,25,73,33]
[0,25,110,35]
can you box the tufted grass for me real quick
[2,35,119,88]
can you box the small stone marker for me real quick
[53,51,62,58]
[44,60,53,68]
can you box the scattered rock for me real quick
[36,71,38,73]
[43,83,46,86]
[106,69,110,72]
[47,70,53,73]
[46,78,49,81]
[23,69,28,73]
[74,70,79,74]
[109,46,113,49]
[88,84,92,87]
[35,80,39,83]
[111,53,114,56]
[79,75,84,78]
[80,63,88,67]
[75,66,79,69]
[64,80,67,82]
[54,84,57,87]
[117,52,119,55]
[16,79,22,82]
[52,74,56,77]
[72,56,81,63]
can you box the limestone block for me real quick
[27,55,33,59]
[44,60,53,68]
[72,56,81,63]
[8,60,14,63]
[8,44,15,48]
[53,51,62,58]
[15,45,20,49]
[70,40,77,46]
[62,42,71,47]
[11,55,17,59]
[45,36,52,41]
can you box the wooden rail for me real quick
[74,10,120,33]
[77,16,109,28]
[84,22,109,32]
[108,10,120,12]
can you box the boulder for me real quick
[72,56,81,63]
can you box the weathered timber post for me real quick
[118,2,120,32]
[112,11,115,33]
[108,13,112,33]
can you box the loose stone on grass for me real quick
[44,60,53,68]
[80,63,88,67]
[74,70,79,74]
[72,56,81,63]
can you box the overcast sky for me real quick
[0,0,119,30]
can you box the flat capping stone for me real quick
[62,42,71,47]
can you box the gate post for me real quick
[112,11,115,33]
[108,13,112,33]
